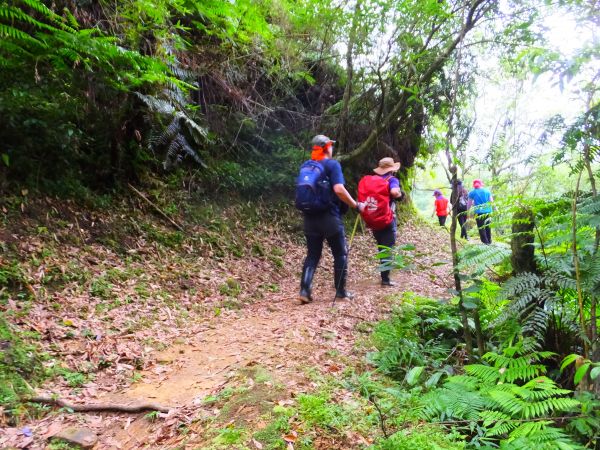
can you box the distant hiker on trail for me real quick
[453,180,469,240]
[468,178,494,245]
[357,157,404,287]
[432,189,450,226]
[295,134,364,304]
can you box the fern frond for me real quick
[164,134,205,170]
[0,22,42,44]
[458,243,511,272]
[0,5,59,32]
[579,195,600,215]
[509,420,554,438]
[464,364,501,383]
[136,92,176,115]
[478,409,512,427]
[488,389,524,416]
[545,271,577,290]
[500,272,541,299]
[522,307,549,341]
[16,0,61,22]
[177,111,208,143]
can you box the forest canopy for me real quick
[5,0,595,196]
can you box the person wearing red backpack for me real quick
[357,157,403,286]
[296,135,364,304]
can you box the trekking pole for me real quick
[332,213,361,307]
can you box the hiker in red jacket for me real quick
[357,157,403,286]
[432,189,450,226]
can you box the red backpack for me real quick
[358,175,394,230]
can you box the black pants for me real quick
[372,220,396,282]
[457,209,468,239]
[438,215,447,226]
[475,214,492,245]
[302,212,347,283]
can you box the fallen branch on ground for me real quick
[128,183,183,232]
[27,396,172,413]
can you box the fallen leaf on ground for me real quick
[282,430,298,443]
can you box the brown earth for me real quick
[0,198,452,449]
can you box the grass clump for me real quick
[297,393,348,429]
[253,413,293,450]
[218,277,242,297]
[212,426,246,446]
[0,315,47,423]
[373,426,465,450]
[89,276,113,300]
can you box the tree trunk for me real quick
[572,170,589,359]
[450,174,473,357]
[510,206,536,274]
[337,0,362,154]
[583,102,598,392]
[473,308,485,357]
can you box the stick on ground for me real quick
[27,396,171,413]
[128,183,184,232]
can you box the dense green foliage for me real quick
[0,0,598,447]
[0,316,46,417]
[0,0,336,194]
[0,0,515,195]
[364,293,599,449]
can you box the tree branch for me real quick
[338,0,492,164]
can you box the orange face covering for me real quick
[311,146,326,161]
[311,142,332,161]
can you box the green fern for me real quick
[458,243,512,274]
[420,345,582,448]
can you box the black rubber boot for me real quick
[381,270,390,284]
[334,267,354,300]
[299,265,316,304]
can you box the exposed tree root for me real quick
[27,396,171,413]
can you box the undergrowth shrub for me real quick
[420,341,584,449]
[297,393,349,430]
[367,293,462,385]
[0,315,46,423]
[372,426,465,450]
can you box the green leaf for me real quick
[590,366,600,380]
[574,363,590,385]
[425,371,445,388]
[560,354,580,372]
[405,366,424,385]
[398,244,416,251]
[1,153,8,167]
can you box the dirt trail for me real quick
[97,224,453,448]
[2,222,453,449]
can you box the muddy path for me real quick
[1,221,453,449]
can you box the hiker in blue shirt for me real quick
[467,179,493,244]
[296,135,363,304]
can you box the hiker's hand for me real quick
[356,202,365,213]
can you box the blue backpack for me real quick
[295,160,332,213]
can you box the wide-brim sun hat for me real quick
[373,157,401,175]
[473,179,483,188]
